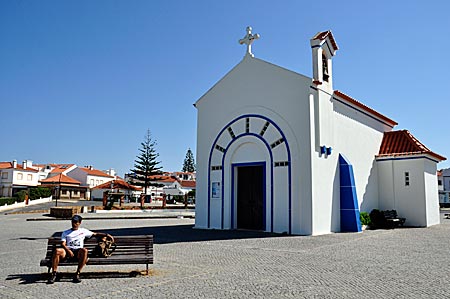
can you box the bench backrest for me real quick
[44,235,153,259]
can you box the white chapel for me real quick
[194,27,446,236]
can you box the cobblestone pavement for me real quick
[1,212,450,299]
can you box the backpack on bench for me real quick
[93,236,116,258]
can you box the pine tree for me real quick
[130,130,163,194]
[182,148,196,172]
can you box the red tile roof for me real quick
[0,162,12,169]
[40,174,82,185]
[80,167,114,178]
[378,130,446,161]
[50,164,75,173]
[333,90,398,127]
[180,180,196,188]
[311,30,339,51]
[94,179,141,191]
[0,162,39,172]
[149,175,177,183]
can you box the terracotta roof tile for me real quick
[80,167,114,178]
[377,130,446,161]
[0,162,39,172]
[333,90,398,127]
[149,175,177,183]
[180,180,196,188]
[40,174,82,185]
[50,164,75,173]
[94,179,141,191]
[0,162,12,169]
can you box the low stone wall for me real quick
[50,206,81,218]
[0,196,53,212]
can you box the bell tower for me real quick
[310,31,339,90]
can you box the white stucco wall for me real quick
[423,159,440,226]
[68,168,113,188]
[332,99,392,213]
[307,89,393,235]
[377,157,440,227]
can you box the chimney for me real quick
[12,160,17,168]
[22,160,32,170]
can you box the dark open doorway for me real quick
[236,164,264,230]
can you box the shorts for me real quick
[65,248,82,261]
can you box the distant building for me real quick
[438,168,450,207]
[67,166,115,200]
[0,160,39,197]
[40,173,84,199]
[0,160,117,200]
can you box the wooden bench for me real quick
[383,210,406,228]
[40,235,153,275]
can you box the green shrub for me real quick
[15,190,28,202]
[360,211,371,226]
[29,187,52,200]
[173,195,184,203]
[0,197,19,205]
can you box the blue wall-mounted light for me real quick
[327,147,332,155]
[320,146,326,154]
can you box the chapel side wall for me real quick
[332,101,392,214]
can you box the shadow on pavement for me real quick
[48,224,287,244]
[6,271,152,284]
[6,273,44,284]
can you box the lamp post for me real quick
[55,174,62,207]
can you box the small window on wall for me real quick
[1,172,7,179]
[17,173,23,180]
[27,174,32,181]
[404,172,410,186]
[438,180,443,186]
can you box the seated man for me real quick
[48,214,114,284]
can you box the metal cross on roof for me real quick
[239,26,260,57]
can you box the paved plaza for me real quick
[1,211,450,298]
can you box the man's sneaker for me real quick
[47,272,57,284]
[73,273,81,283]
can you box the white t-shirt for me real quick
[61,227,94,250]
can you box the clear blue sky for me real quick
[1,0,449,176]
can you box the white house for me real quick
[194,28,445,236]
[67,166,115,199]
[0,160,40,197]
